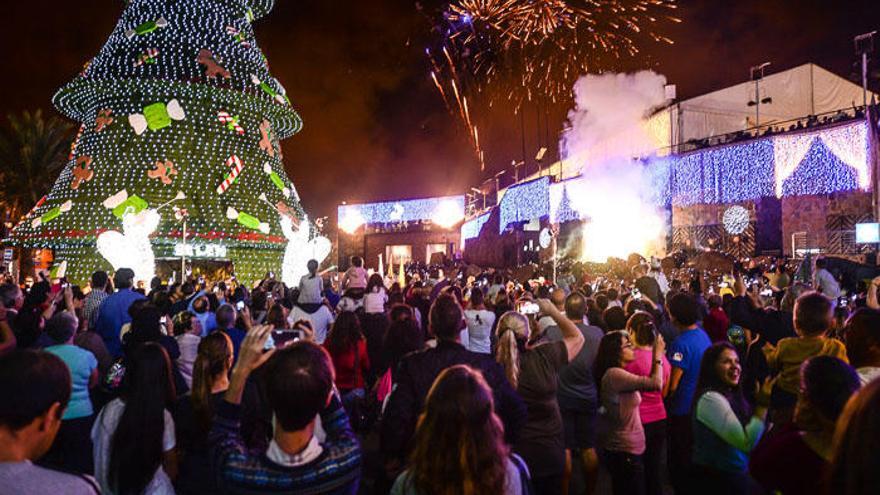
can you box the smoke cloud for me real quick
[560,71,670,262]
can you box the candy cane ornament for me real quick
[216,155,245,194]
[217,111,245,135]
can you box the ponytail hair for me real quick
[191,332,232,438]
[494,311,529,389]
[627,311,657,347]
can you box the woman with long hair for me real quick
[622,312,671,495]
[827,379,880,495]
[593,329,665,495]
[391,365,530,495]
[324,311,370,409]
[173,332,233,494]
[383,317,425,383]
[92,342,178,494]
[690,342,773,494]
[494,299,584,495]
[361,273,390,381]
[265,303,288,330]
[364,273,388,315]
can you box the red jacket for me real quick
[326,340,370,391]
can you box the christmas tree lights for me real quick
[8,0,314,285]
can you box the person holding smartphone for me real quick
[594,324,666,495]
[494,298,584,494]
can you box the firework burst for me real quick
[427,0,678,168]
[432,0,679,106]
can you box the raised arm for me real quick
[536,298,584,361]
[695,390,766,453]
[613,334,665,392]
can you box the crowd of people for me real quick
[1,253,880,495]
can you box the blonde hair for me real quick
[494,311,529,389]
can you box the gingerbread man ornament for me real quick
[147,160,178,185]
[95,109,114,133]
[71,156,94,190]
[259,119,275,157]
[196,49,231,79]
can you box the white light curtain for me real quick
[549,182,564,223]
[773,132,815,197]
[819,122,869,190]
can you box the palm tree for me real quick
[0,110,73,281]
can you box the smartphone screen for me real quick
[518,301,539,315]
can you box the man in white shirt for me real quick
[288,304,335,344]
[813,258,841,306]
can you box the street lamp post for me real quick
[855,31,876,109]
[748,62,771,129]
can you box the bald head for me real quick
[550,288,566,309]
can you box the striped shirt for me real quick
[210,394,361,494]
[82,290,108,331]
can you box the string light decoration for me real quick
[661,120,868,207]
[499,177,549,233]
[722,205,750,235]
[460,212,491,245]
[337,195,465,227]
[7,0,311,285]
[549,178,584,224]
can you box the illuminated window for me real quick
[386,245,412,266]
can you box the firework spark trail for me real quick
[429,47,487,170]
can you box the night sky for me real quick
[3,0,879,223]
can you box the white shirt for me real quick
[464,309,496,354]
[298,275,324,304]
[175,334,201,389]
[92,398,176,495]
[813,268,841,299]
[649,270,669,295]
[288,305,335,344]
[364,288,388,314]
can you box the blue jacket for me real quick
[95,288,146,358]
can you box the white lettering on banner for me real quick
[173,243,227,258]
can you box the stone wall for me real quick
[671,191,873,258]
[780,191,873,256]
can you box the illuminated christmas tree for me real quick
[9,0,326,285]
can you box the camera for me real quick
[236,300,245,311]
